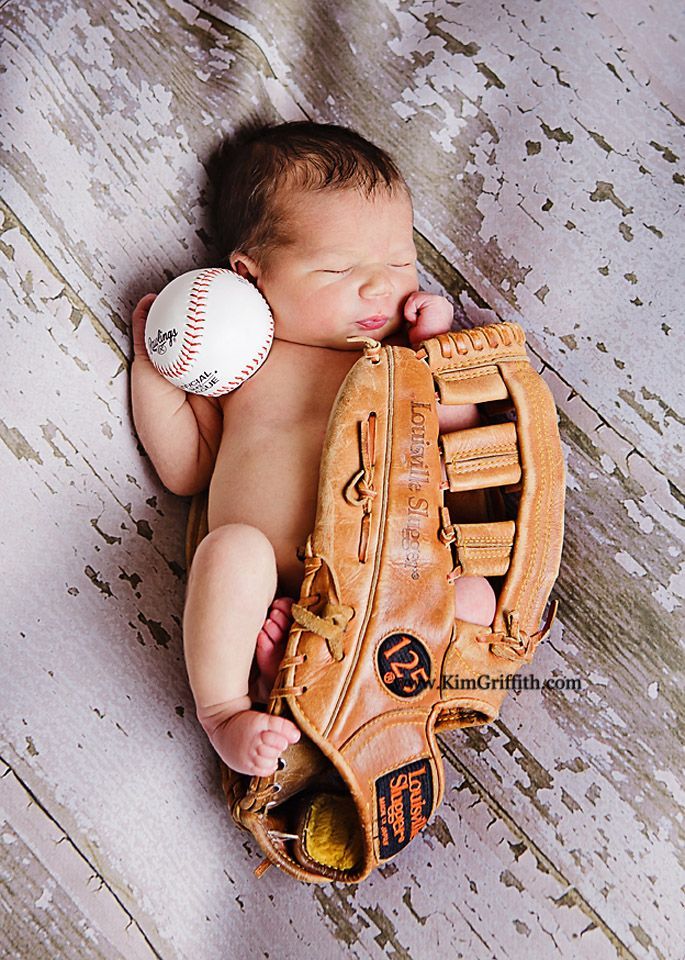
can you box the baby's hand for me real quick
[404,291,454,349]
[131,293,157,360]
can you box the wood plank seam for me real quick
[0,198,128,368]
[438,733,640,960]
[0,757,164,960]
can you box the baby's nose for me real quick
[359,267,392,299]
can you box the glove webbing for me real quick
[419,323,564,661]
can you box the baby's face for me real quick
[245,187,418,350]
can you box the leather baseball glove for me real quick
[186,321,565,883]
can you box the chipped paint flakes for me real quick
[599,454,616,475]
[0,421,43,464]
[614,550,647,577]
[622,499,655,534]
[652,565,685,611]
[654,770,685,807]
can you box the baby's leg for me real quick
[183,523,299,777]
[454,575,497,626]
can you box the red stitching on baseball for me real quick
[157,267,273,394]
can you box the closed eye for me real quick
[390,262,413,268]
[321,268,351,274]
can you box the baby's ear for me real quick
[230,252,260,284]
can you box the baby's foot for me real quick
[453,575,497,626]
[209,706,300,777]
[255,597,294,696]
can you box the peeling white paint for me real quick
[614,550,647,577]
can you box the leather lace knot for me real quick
[477,602,558,663]
[344,412,377,562]
[291,599,354,662]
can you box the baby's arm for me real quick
[130,294,223,495]
[403,292,480,433]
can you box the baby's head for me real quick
[216,122,419,349]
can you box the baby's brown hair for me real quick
[215,121,409,264]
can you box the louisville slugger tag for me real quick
[376,758,435,860]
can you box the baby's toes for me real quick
[259,729,290,753]
[255,738,282,761]
[265,715,300,744]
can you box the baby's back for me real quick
[210,340,363,596]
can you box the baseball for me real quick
[145,268,274,396]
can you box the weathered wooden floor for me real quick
[1,1,683,958]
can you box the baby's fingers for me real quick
[267,609,290,631]
[271,597,294,614]
[131,293,157,357]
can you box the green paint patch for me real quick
[119,567,142,591]
[423,814,454,847]
[476,61,505,89]
[587,130,612,154]
[641,387,685,426]
[649,141,678,163]
[589,181,633,216]
[0,421,43,464]
[540,120,573,144]
[90,519,122,545]
[644,223,663,238]
[500,869,524,892]
[84,566,114,598]
[137,611,172,648]
[424,14,480,56]
[618,389,662,434]
[135,518,153,540]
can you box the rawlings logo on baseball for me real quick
[145,268,274,397]
[147,327,178,355]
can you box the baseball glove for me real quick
[186,321,565,883]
